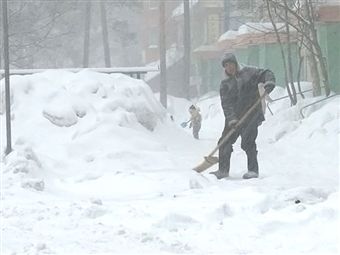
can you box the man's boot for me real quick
[243,149,259,179]
[210,169,229,179]
[210,145,232,179]
[242,171,258,179]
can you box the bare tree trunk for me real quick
[265,0,296,105]
[159,0,167,108]
[306,0,330,96]
[303,0,321,96]
[307,38,321,96]
[0,21,2,69]
[183,0,191,99]
[0,10,2,69]
[295,3,305,99]
[296,37,305,98]
[0,45,2,69]
[2,0,12,154]
[284,0,297,103]
[223,0,230,32]
[83,1,91,68]
[100,0,111,67]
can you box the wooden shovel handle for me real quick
[208,93,266,157]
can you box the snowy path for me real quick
[4,118,337,255]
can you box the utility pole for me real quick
[183,0,191,99]
[159,0,167,108]
[2,0,12,155]
[83,1,91,68]
[223,0,230,32]
[100,0,111,67]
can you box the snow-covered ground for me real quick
[0,71,339,255]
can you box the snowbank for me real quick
[1,70,166,193]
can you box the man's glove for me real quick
[228,119,238,128]
[263,81,275,94]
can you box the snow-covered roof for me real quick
[238,22,286,35]
[218,30,238,42]
[218,22,293,42]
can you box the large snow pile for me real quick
[1,72,339,255]
[0,70,166,193]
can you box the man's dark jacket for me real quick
[220,66,275,127]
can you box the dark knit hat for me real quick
[221,52,238,67]
[189,104,196,110]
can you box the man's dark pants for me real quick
[218,119,259,175]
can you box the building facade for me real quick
[140,0,340,97]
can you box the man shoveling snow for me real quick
[199,53,276,179]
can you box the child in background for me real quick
[188,105,202,139]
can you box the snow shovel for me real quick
[181,120,191,128]
[193,93,267,173]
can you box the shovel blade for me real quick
[180,122,187,128]
[193,156,219,173]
